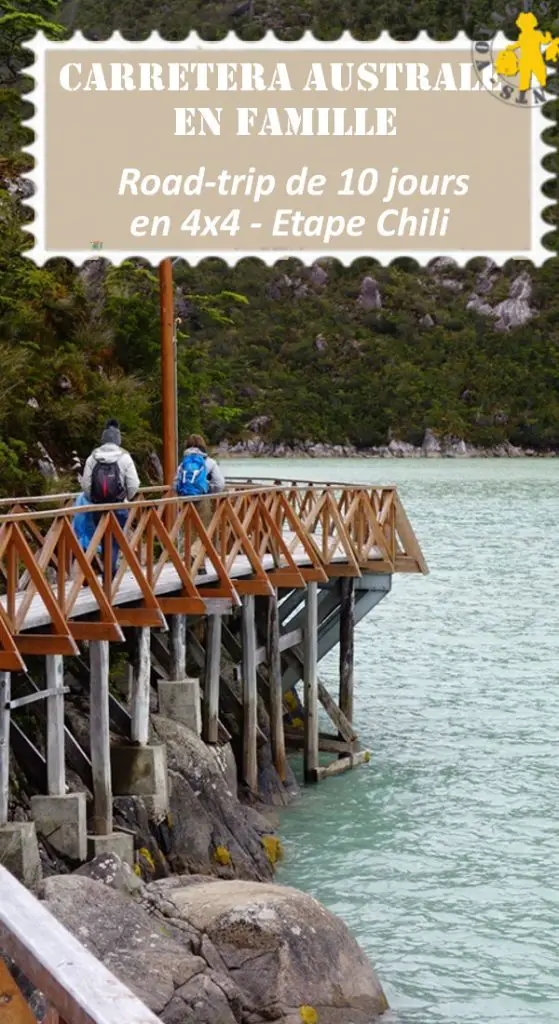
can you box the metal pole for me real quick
[159,258,177,487]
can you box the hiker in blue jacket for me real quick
[174,433,225,498]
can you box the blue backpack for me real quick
[176,451,209,497]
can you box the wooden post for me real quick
[130,627,151,746]
[203,614,221,744]
[160,258,177,487]
[46,655,65,796]
[339,578,355,727]
[89,641,112,835]
[170,615,187,680]
[0,673,10,827]
[266,590,286,782]
[303,582,319,783]
[241,595,258,792]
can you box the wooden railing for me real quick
[0,864,159,1024]
[0,480,427,672]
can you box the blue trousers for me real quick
[93,508,128,578]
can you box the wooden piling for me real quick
[0,673,10,827]
[170,615,187,680]
[303,582,319,783]
[130,627,151,746]
[46,655,65,796]
[266,590,286,782]
[203,614,221,745]
[241,595,258,792]
[339,577,355,727]
[89,641,113,835]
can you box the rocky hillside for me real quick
[0,1,557,495]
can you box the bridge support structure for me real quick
[0,477,427,879]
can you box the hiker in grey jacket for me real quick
[81,420,140,503]
[80,419,140,578]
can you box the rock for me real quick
[246,416,271,434]
[441,436,468,457]
[147,450,164,483]
[475,257,498,295]
[27,397,39,410]
[40,875,199,1015]
[39,873,388,1024]
[160,879,388,1023]
[388,439,418,457]
[314,333,327,352]
[151,716,276,882]
[422,428,441,457]
[357,276,382,311]
[493,270,535,330]
[74,852,144,896]
[310,263,328,287]
[466,294,494,316]
[428,256,456,274]
[36,442,58,480]
[419,313,435,327]
[440,278,463,292]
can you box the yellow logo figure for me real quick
[495,10,559,91]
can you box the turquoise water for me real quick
[229,457,559,1024]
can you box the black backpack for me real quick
[90,459,126,504]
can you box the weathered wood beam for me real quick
[169,615,187,679]
[203,615,221,745]
[303,582,319,784]
[339,578,355,729]
[284,729,354,755]
[46,654,65,796]
[0,672,10,826]
[316,749,370,781]
[266,590,286,782]
[89,641,112,835]
[241,595,258,792]
[130,627,151,746]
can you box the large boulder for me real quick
[40,873,388,1024]
[156,879,389,1024]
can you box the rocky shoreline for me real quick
[215,429,557,461]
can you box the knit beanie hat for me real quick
[101,418,121,446]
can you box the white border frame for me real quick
[22,31,554,266]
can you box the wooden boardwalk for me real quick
[0,478,427,872]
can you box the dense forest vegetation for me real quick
[0,0,557,496]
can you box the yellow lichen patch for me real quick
[261,834,284,866]
[291,715,304,730]
[364,751,371,763]
[166,812,173,828]
[214,845,232,866]
[138,847,155,873]
[299,1006,318,1024]
[284,690,298,710]
[133,863,142,877]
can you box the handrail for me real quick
[0,480,398,524]
[0,865,159,1024]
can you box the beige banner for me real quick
[41,47,533,256]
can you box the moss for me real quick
[261,834,284,866]
[138,846,155,873]
[285,690,298,711]
[299,1007,318,1024]
[214,844,232,866]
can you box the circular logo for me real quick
[472,8,559,107]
